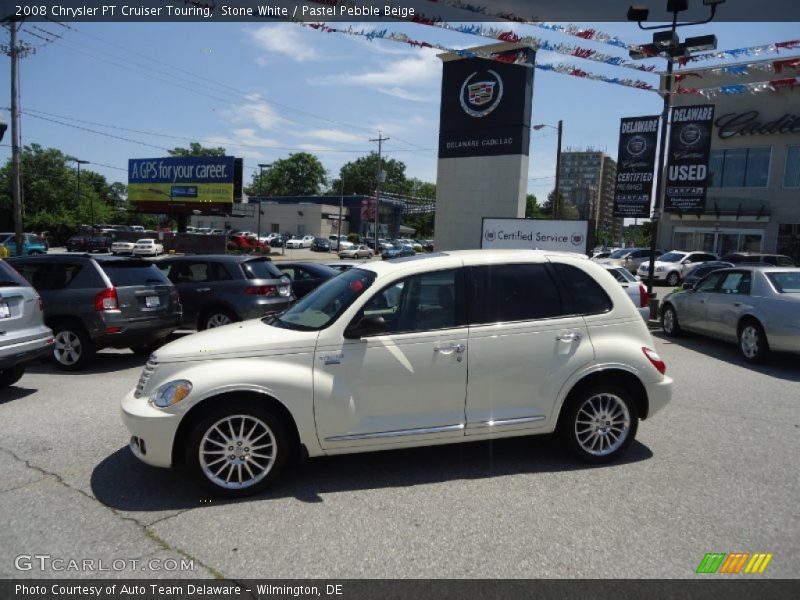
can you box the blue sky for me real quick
[1,19,798,202]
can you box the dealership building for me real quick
[657,59,800,260]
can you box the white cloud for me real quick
[296,143,334,153]
[248,24,318,62]
[222,93,287,131]
[302,128,368,144]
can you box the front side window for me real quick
[470,263,564,324]
[361,269,460,334]
[709,147,771,188]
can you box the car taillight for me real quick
[95,287,119,311]
[246,285,278,297]
[639,283,648,308]
[642,347,666,374]
[38,297,44,312]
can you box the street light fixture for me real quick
[71,158,91,232]
[626,0,724,300]
[533,120,563,219]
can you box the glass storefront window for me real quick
[721,149,748,187]
[708,148,771,188]
[742,234,762,252]
[785,147,800,188]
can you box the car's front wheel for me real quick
[739,320,770,364]
[185,403,291,498]
[0,366,25,388]
[661,304,681,337]
[559,384,638,464]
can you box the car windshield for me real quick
[101,261,170,287]
[658,252,686,263]
[608,249,630,259]
[136,239,154,244]
[766,272,800,293]
[268,268,376,331]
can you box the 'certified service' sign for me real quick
[481,218,589,254]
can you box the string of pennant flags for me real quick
[674,76,800,98]
[674,57,800,80]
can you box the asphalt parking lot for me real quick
[1,322,798,580]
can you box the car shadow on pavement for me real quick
[652,331,800,382]
[91,435,653,512]
[26,352,149,376]
[0,385,37,404]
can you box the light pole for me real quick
[257,163,271,242]
[533,120,563,219]
[338,175,345,248]
[72,158,91,231]
[627,0,724,297]
[148,187,174,232]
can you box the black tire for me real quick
[738,320,770,364]
[185,402,292,498]
[52,322,96,371]
[666,271,680,287]
[661,304,682,338]
[0,366,25,388]
[558,383,639,464]
[199,308,238,330]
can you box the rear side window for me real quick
[469,264,563,324]
[551,263,613,315]
[14,262,82,290]
[0,260,30,287]
[101,262,169,287]
[241,259,283,280]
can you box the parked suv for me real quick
[637,251,718,286]
[9,255,182,370]
[719,252,797,267]
[0,260,53,387]
[156,255,294,330]
[122,250,672,497]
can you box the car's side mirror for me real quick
[345,314,386,339]
[682,282,695,291]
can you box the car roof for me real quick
[159,254,272,263]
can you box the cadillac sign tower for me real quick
[435,43,535,251]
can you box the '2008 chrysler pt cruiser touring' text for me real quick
[121,250,672,497]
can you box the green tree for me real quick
[167,142,226,157]
[525,193,550,219]
[330,152,410,196]
[245,153,327,197]
[401,178,436,238]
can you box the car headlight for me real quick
[656,266,664,272]
[149,380,192,408]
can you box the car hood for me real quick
[152,318,318,363]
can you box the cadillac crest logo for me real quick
[460,70,504,118]
[626,135,648,157]
[679,123,703,147]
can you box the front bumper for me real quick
[0,335,54,370]
[638,270,669,281]
[120,388,181,468]
[645,375,673,418]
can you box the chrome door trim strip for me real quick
[324,423,465,442]
[466,415,545,430]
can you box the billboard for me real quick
[481,218,589,254]
[128,156,240,214]
[665,104,715,212]
[613,115,659,218]
[438,51,535,159]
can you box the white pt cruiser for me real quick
[122,250,672,497]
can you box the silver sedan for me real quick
[660,267,800,363]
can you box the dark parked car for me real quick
[156,255,294,330]
[274,262,338,299]
[681,261,735,288]
[9,255,182,370]
[382,244,416,260]
[311,237,332,252]
[88,236,113,253]
[720,252,797,267]
[66,235,90,252]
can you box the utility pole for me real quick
[370,132,389,254]
[338,175,344,247]
[554,119,563,219]
[257,163,270,242]
[72,158,90,231]
[8,20,26,257]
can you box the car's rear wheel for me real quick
[661,304,681,337]
[52,322,96,371]
[559,384,638,464]
[0,366,25,388]
[185,403,291,498]
[200,308,238,330]
[666,271,680,287]
[739,320,770,364]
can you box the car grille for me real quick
[134,357,157,398]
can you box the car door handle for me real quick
[197,288,211,292]
[434,343,465,356]
[556,332,583,342]
[734,302,741,307]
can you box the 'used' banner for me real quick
[665,104,715,212]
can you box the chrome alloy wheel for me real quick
[662,308,675,334]
[54,330,82,366]
[206,313,232,328]
[740,325,761,359]
[199,415,276,490]
[574,393,631,457]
